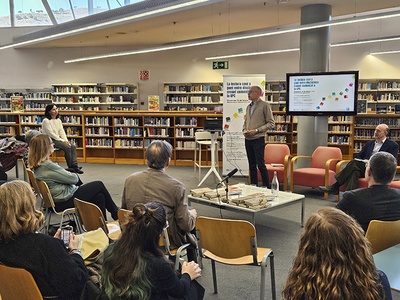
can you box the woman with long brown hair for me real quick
[282,207,391,300]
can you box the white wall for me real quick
[1,28,400,109]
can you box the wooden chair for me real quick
[74,198,121,240]
[0,264,43,300]
[118,208,189,270]
[365,219,400,254]
[25,168,43,207]
[36,179,80,234]
[290,146,342,199]
[195,216,276,300]
[257,143,291,190]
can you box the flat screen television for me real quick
[286,71,359,116]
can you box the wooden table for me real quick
[373,243,400,292]
[188,185,305,226]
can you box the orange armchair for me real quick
[257,143,291,191]
[290,146,342,199]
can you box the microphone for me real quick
[219,168,238,183]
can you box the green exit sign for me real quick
[213,61,229,69]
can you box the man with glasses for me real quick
[243,86,275,188]
[336,151,400,232]
[319,123,398,194]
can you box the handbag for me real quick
[76,228,109,265]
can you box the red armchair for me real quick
[257,143,291,191]
[290,146,342,199]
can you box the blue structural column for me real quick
[297,4,331,159]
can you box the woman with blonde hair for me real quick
[102,202,203,300]
[282,207,391,300]
[28,133,119,220]
[0,180,88,299]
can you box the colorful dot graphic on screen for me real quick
[339,92,343,95]
[322,97,326,101]
[349,83,353,87]
[335,98,339,101]
[328,95,332,99]
[233,112,239,118]
[320,102,324,106]
[344,95,348,98]
[316,106,321,110]
[238,108,243,114]
[345,88,349,92]
[332,92,336,96]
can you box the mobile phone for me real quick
[60,225,73,247]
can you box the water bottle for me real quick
[271,171,279,198]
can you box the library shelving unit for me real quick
[358,79,400,114]
[0,113,19,137]
[353,114,400,164]
[0,88,51,112]
[265,81,286,112]
[327,116,354,159]
[163,82,223,111]
[84,113,114,163]
[51,83,138,111]
[266,112,294,147]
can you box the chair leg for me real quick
[198,145,202,179]
[211,259,218,294]
[261,251,276,300]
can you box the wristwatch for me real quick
[255,129,259,133]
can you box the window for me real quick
[14,0,52,26]
[0,1,11,27]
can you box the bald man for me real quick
[319,124,399,194]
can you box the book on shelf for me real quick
[148,95,160,111]
[357,99,367,114]
[11,96,24,112]
[376,105,387,114]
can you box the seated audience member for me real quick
[319,123,398,194]
[28,133,119,220]
[102,202,203,300]
[42,104,83,174]
[336,151,400,232]
[282,207,392,300]
[121,140,198,260]
[22,129,41,166]
[0,180,89,299]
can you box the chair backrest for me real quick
[74,198,108,234]
[26,168,40,196]
[310,146,342,170]
[195,131,212,142]
[196,216,256,259]
[117,208,131,229]
[0,264,43,300]
[264,144,290,164]
[365,219,400,254]
[35,179,56,210]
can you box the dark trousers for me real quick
[335,159,366,191]
[53,139,78,169]
[245,137,269,187]
[55,181,118,220]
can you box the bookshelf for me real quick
[358,79,400,114]
[51,83,138,111]
[163,82,223,111]
[0,88,51,112]
[265,81,286,111]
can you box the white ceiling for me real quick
[13,0,400,54]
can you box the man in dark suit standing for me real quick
[319,124,398,194]
[336,151,400,232]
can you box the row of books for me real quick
[143,117,171,127]
[115,139,143,148]
[327,135,350,144]
[114,117,141,126]
[85,117,110,126]
[85,138,112,147]
[114,127,142,137]
[85,127,110,136]
[328,125,351,132]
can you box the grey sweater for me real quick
[243,99,275,140]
